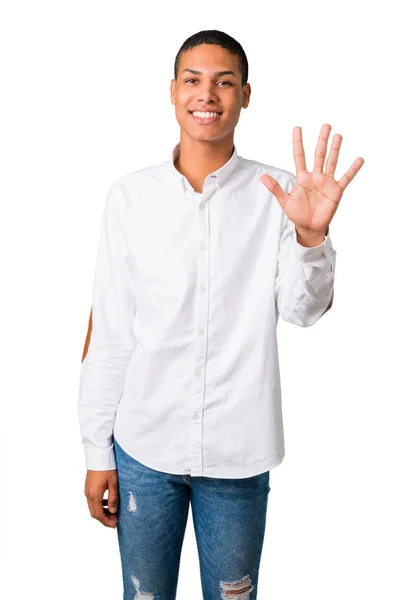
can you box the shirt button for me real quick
[197,327,205,335]
[199,284,206,292]
[200,243,206,251]
[192,412,199,420]
[196,369,202,376]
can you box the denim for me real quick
[113,436,271,600]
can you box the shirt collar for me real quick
[168,141,240,192]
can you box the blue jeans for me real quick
[113,436,271,600]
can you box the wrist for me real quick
[295,227,326,247]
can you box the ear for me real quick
[242,83,251,109]
[170,79,176,105]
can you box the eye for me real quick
[184,78,233,86]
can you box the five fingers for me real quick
[294,123,364,186]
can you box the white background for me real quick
[2,0,399,598]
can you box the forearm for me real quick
[276,218,336,327]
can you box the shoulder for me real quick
[106,159,168,209]
[111,160,167,193]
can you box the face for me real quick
[170,44,251,143]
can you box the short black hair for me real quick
[174,30,248,86]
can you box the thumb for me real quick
[107,480,119,514]
[259,174,288,207]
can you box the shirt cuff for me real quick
[84,444,117,471]
[290,224,334,265]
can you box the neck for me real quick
[174,134,234,193]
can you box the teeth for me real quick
[192,111,221,118]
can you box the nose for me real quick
[197,82,218,105]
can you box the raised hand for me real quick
[259,124,364,242]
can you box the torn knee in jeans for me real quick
[219,574,254,598]
[131,575,155,599]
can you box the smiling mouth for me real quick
[189,111,223,124]
[189,111,222,115]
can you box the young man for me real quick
[78,30,363,600]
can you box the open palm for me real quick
[259,124,364,235]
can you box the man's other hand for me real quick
[84,469,119,528]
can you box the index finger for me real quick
[293,126,307,174]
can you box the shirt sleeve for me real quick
[275,175,337,327]
[77,182,137,470]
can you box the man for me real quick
[78,29,363,600]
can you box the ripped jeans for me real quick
[113,435,271,600]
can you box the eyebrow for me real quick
[182,68,237,78]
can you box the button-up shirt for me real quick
[78,141,336,478]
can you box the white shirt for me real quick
[78,141,336,478]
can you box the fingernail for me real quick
[109,507,117,513]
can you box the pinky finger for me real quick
[338,157,365,191]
